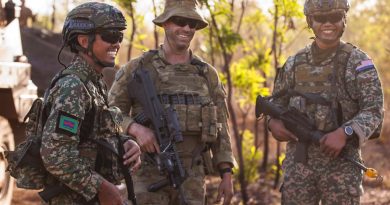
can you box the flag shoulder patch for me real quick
[56,111,81,136]
[356,59,374,73]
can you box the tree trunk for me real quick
[152,0,159,49]
[126,2,136,61]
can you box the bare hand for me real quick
[98,179,124,205]
[320,127,347,158]
[268,118,298,142]
[128,123,160,153]
[215,173,233,205]
[123,140,141,172]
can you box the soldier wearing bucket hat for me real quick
[109,0,235,204]
[268,0,383,204]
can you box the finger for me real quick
[288,134,298,141]
[223,193,232,205]
[154,142,160,153]
[215,188,222,203]
[124,154,140,166]
[333,149,342,158]
[123,147,137,159]
[146,144,155,153]
[131,158,141,172]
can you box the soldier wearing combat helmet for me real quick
[109,0,235,204]
[40,2,141,204]
[268,0,384,204]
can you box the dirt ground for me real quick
[11,138,390,205]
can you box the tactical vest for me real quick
[289,42,355,132]
[134,50,220,142]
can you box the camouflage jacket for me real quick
[41,55,127,202]
[273,41,384,146]
[108,46,235,167]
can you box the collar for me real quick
[68,55,103,84]
[157,45,195,65]
[310,41,340,64]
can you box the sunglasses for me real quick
[169,16,199,29]
[98,30,124,44]
[311,12,344,24]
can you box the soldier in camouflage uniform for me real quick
[108,0,235,204]
[40,2,141,205]
[268,0,384,204]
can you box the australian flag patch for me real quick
[356,59,374,73]
[56,111,81,136]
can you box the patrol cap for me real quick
[62,2,126,45]
[304,0,350,16]
[153,0,208,30]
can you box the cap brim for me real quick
[153,11,208,30]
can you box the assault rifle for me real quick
[255,94,382,181]
[128,68,188,204]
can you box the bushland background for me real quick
[3,0,390,204]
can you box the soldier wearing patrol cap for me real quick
[268,0,384,204]
[109,0,235,204]
[40,2,141,205]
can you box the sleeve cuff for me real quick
[351,122,367,147]
[213,154,236,168]
[121,116,135,135]
[79,172,104,201]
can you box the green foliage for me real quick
[202,0,243,54]
[270,153,285,178]
[233,130,263,185]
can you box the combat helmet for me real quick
[62,2,126,50]
[304,0,350,16]
[153,0,208,30]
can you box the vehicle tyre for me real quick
[0,116,15,205]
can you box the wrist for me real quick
[219,167,233,179]
[343,124,355,141]
[128,122,139,138]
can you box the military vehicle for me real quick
[0,17,38,205]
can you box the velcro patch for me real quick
[56,111,81,136]
[356,59,374,73]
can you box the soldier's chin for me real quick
[102,61,115,68]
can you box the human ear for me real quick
[77,35,89,49]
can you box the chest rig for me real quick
[290,42,355,132]
[134,50,220,142]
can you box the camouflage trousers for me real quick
[280,142,364,205]
[131,136,206,205]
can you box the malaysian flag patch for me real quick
[356,59,374,73]
[56,111,80,136]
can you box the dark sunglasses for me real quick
[169,16,199,29]
[98,30,124,44]
[312,12,344,24]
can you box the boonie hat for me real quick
[153,0,208,30]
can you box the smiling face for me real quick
[309,11,346,48]
[92,32,121,67]
[163,17,196,52]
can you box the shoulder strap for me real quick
[338,42,355,101]
[291,46,310,89]
[191,57,218,103]
[138,49,158,69]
